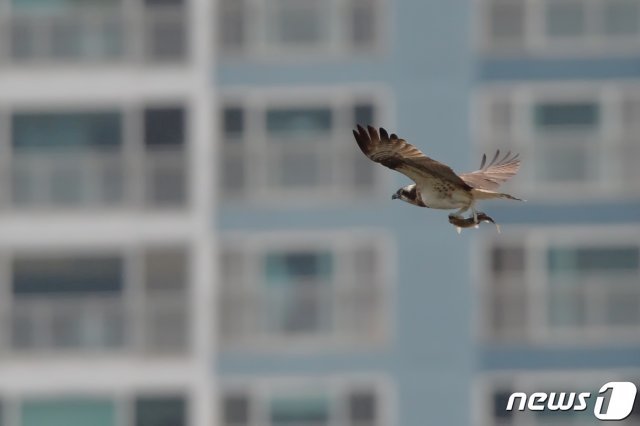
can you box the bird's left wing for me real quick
[352,125,471,189]
[459,150,521,190]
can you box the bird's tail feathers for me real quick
[498,193,525,202]
[472,188,525,202]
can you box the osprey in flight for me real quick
[352,125,522,230]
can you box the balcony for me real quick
[3,291,187,355]
[482,273,640,343]
[220,279,386,348]
[0,4,186,65]
[221,135,379,201]
[3,146,186,210]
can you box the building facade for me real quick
[0,0,216,424]
[473,0,640,425]
[215,1,474,426]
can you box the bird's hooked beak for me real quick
[391,193,399,200]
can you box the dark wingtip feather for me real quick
[490,150,500,167]
[390,133,398,140]
[480,153,487,169]
[379,127,389,140]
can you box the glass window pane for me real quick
[488,1,526,45]
[21,398,115,426]
[548,247,640,273]
[603,0,640,35]
[264,251,333,334]
[144,8,186,62]
[350,0,376,48]
[135,396,186,426]
[266,0,329,45]
[491,246,525,273]
[265,252,332,281]
[144,107,185,146]
[534,141,593,182]
[534,102,599,130]
[145,247,187,292]
[266,108,332,137]
[270,392,329,425]
[546,1,586,37]
[354,103,375,127]
[144,0,182,6]
[348,390,376,423]
[219,0,245,50]
[222,394,250,425]
[493,390,514,419]
[488,97,512,134]
[12,112,122,149]
[222,107,245,137]
[13,256,124,295]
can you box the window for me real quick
[265,251,333,334]
[484,0,527,49]
[270,391,329,426]
[143,106,188,207]
[143,0,187,62]
[7,105,187,209]
[7,246,188,353]
[479,0,640,54]
[221,380,384,426]
[219,93,385,201]
[222,393,250,426]
[4,0,186,64]
[545,1,587,39]
[219,234,389,348]
[142,247,189,353]
[475,86,640,197]
[135,396,186,426]
[10,254,125,351]
[13,256,123,295]
[218,0,384,57]
[603,0,640,36]
[478,228,640,343]
[21,398,116,426]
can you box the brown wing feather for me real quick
[460,150,521,190]
[352,125,471,189]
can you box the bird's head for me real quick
[392,184,420,206]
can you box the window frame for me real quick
[0,243,190,355]
[474,225,640,345]
[0,101,189,211]
[475,0,640,56]
[220,375,394,426]
[218,0,389,60]
[218,230,394,352]
[473,82,640,200]
[218,86,394,205]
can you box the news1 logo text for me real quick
[506,381,637,421]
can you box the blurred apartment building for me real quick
[0,0,215,425]
[2,0,639,426]
[473,1,640,425]
[215,1,473,426]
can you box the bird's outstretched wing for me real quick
[352,125,471,189]
[459,150,521,190]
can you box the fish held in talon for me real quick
[448,212,501,233]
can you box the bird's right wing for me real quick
[352,125,471,189]
[459,150,521,190]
